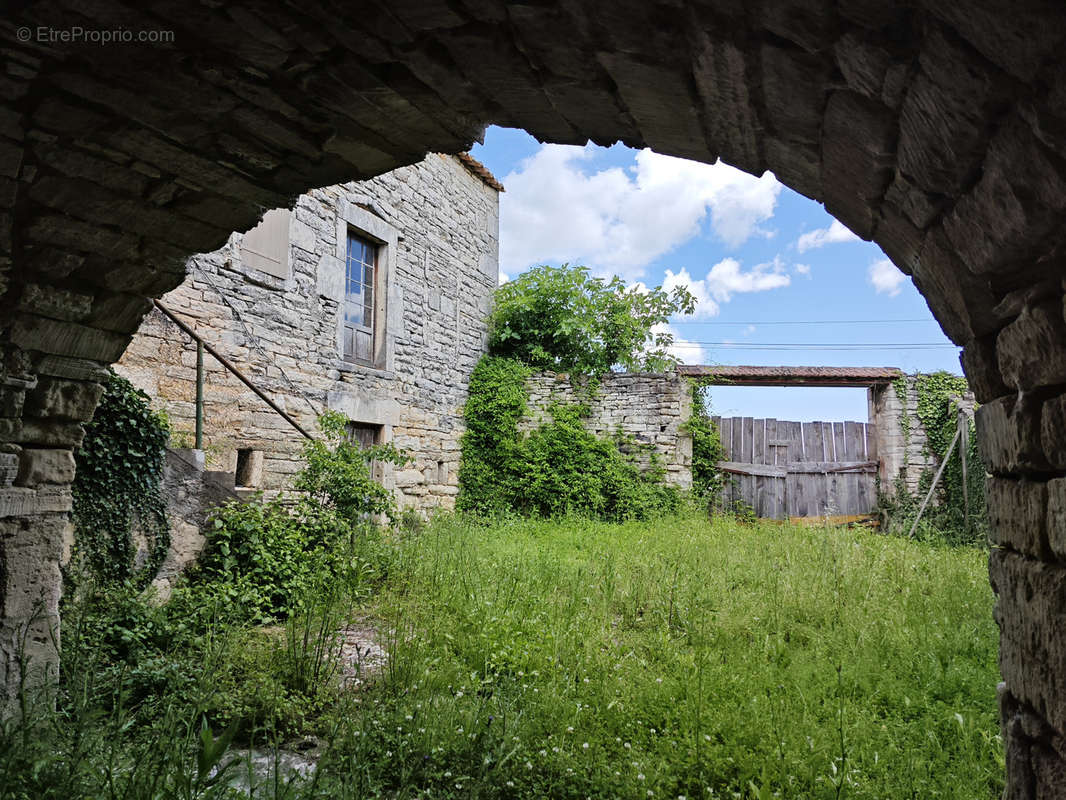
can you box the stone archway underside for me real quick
[1,2,1065,794]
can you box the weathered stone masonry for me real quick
[118,154,499,512]
[522,372,693,489]
[2,2,1066,793]
[869,374,977,496]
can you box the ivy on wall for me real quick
[71,371,171,587]
[458,264,698,521]
[456,356,681,520]
[881,371,987,545]
[684,382,726,503]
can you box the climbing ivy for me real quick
[71,371,170,588]
[893,376,911,453]
[684,382,726,503]
[881,372,987,545]
[914,372,987,543]
[457,355,681,520]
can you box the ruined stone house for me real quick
[6,3,1066,792]
[116,153,503,515]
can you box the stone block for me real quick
[1041,394,1066,471]
[1046,480,1066,561]
[990,549,1066,737]
[897,24,1004,196]
[997,301,1066,391]
[987,478,1051,559]
[23,377,104,422]
[944,115,1066,276]
[10,314,131,362]
[960,334,1010,403]
[821,90,896,237]
[15,449,75,487]
[976,395,1049,475]
[17,420,85,449]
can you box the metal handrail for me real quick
[153,299,314,441]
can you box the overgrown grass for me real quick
[1,514,1002,799]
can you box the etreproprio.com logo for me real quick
[16,26,175,45]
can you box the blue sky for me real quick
[470,127,962,422]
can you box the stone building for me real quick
[116,153,502,513]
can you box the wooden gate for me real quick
[711,417,878,521]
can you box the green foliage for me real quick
[881,373,987,546]
[295,410,408,524]
[190,498,349,623]
[3,514,1002,798]
[685,383,726,502]
[456,355,532,517]
[71,370,171,587]
[488,263,695,374]
[913,372,987,544]
[458,356,680,520]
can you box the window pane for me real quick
[364,263,374,286]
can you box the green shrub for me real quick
[685,383,726,503]
[488,263,694,374]
[71,371,170,587]
[458,358,679,520]
[295,410,408,524]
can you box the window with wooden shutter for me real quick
[343,231,377,363]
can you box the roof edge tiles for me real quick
[454,152,505,192]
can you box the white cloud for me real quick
[868,258,907,297]
[498,271,509,284]
[744,325,756,336]
[661,257,791,319]
[794,263,811,276]
[796,219,860,253]
[651,322,706,364]
[500,144,783,280]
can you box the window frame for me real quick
[330,200,398,372]
[342,231,379,365]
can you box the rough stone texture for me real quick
[0,2,1065,790]
[867,375,976,496]
[520,371,692,489]
[116,154,498,513]
[146,449,241,602]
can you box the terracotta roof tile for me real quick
[455,152,505,192]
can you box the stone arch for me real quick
[1,3,1064,793]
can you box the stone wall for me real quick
[145,448,240,601]
[116,154,499,513]
[869,374,977,495]
[3,2,1066,792]
[520,371,693,489]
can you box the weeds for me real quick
[2,513,1001,799]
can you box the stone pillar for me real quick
[0,302,125,709]
[969,295,1066,799]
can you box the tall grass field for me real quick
[1,514,1002,799]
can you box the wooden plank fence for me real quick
[712,416,878,520]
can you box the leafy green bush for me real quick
[295,410,408,524]
[488,263,695,374]
[71,370,170,587]
[685,383,726,503]
[458,358,679,520]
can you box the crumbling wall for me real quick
[869,374,977,495]
[520,371,692,489]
